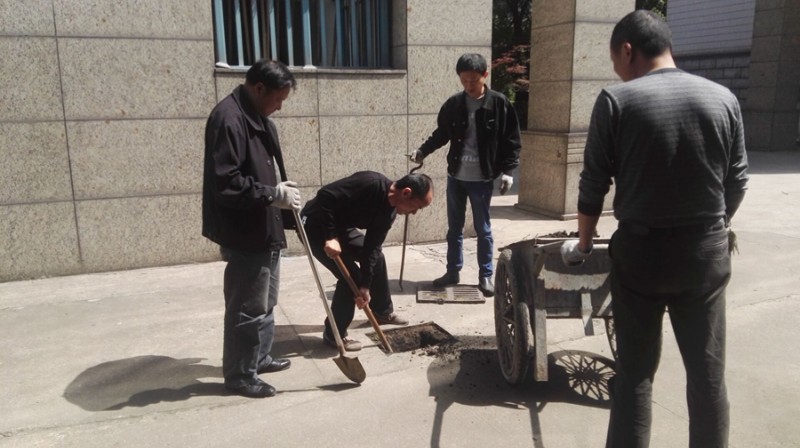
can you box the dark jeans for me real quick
[305,227,393,339]
[606,224,731,448]
[446,176,494,278]
[220,247,281,387]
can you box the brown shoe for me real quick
[323,333,362,352]
[375,312,409,326]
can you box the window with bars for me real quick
[212,0,393,69]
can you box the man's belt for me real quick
[619,218,725,236]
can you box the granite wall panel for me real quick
[0,122,71,204]
[0,202,81,282]
[58,38,215,120]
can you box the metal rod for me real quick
[301,0,313,67]
[365,0,373,67]
[335,0,344,65]
[268,0,278,59]
[285,0,295,66]
[379,0,389,67]
[234,0,245,66]
[319,0,329,66]
[250,0,262,60]
[349,0,359,66]
[398,160,424,290]
[213,0,228,65]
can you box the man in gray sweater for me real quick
[561,10,749,447]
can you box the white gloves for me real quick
[499,174,514,195]
[560,239,592,267]
[273,181,302,210]
[409,150,424,164]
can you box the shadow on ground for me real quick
[64,323,330,411]
[426,339,615,448]
[64,356,222,411]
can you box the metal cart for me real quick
[493,238,617,384]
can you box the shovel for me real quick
[292,209,366,384]
[333,255,394,353]
[398,159,424,291]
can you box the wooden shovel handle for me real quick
[333,255,394,353]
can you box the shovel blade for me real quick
[333,356,366,384]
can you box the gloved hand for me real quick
[561,239,592,267]
[409,150,424,164]
[499,174,514,195]
[273,181,302,210]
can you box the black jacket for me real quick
[301,171,396,287]
[417,89,521,179]
[202,85,293,252]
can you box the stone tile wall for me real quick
[675,52,751,104]
[1,0,491,281]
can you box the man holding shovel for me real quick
[301,171,434,351]
[202,60,300,398]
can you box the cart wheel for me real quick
[494,251,534,385]
[551,350,616,403]
[604,317,618,362]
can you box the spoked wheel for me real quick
[551,350,616,403]
[603,317,618,362]
[494,250,534,385]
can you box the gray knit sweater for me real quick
[579,68,749,227]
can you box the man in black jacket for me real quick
[411,53,521,297]
[203,60,301,398]
[301,171,433,351]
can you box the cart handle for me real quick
[531,240,608,255]
[531,241,609,277]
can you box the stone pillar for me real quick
[745,0,800,152]
[517,0,633,219]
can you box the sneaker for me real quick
[375,312,409,326]
[323,333,362,352]
[432,271,460,287]
[225,379,276,398]
[478,276,495,297]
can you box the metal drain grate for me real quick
[416,285,485,304]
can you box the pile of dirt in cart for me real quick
[538,230,580,238]
[537,230,601,239]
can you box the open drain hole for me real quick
[369,322,457,354]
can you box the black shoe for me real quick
[478,277,494,297]
[257,358,291,374]
[432,271,460,287]
[225,379,276,398]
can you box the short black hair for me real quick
[246,59,297,91]
[456,53,487,75]
[395,173,433,199]
[610,10,672,58]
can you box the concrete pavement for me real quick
[1,151,799,447]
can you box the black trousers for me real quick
[305,227,393,338]
[220,247,281,387]
[606,223,730,448]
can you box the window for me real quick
[212,0,392,69]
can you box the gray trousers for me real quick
[606,222,730,448]
[220,247,281,387]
